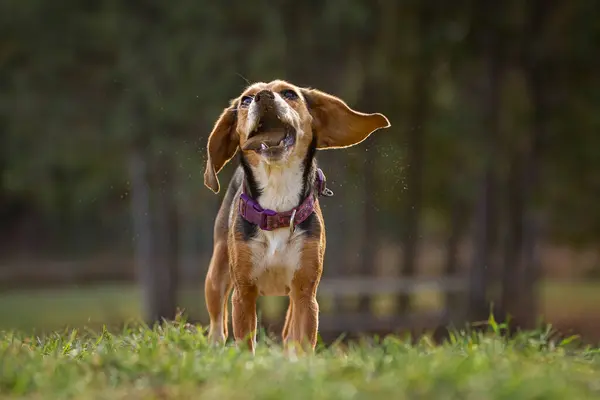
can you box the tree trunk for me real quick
[322,153,349,313]
[520,0,547,327]
[398,2,431,313]
[129,145,179,325]
[501,154,524,319]
[445,196,467,319]
[128,147,157,324]
[468,0,503,322]
[151,152,180,323]
[358,137,377,313]
[469,171,497,321]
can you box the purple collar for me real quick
[238,168,333,232]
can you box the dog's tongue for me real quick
[242,130,287,152]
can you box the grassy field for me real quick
[0,319,599,399]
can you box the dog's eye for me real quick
[240,95,253,108]
[280,89,298,100]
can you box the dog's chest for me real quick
[249,164,305,296]
[250,230,304,296]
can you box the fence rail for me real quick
[314,276,469,337]
[317,276,468,296]
[318,312,450,332]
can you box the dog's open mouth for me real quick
[242,115,297,158]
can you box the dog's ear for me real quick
[204,101,239,193]
[302,88,390,149]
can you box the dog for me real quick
[203,80,390,353]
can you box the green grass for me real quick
[0,319,599,399]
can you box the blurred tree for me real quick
[517,0,555,328]
[467,0,505,321]
[398,0,434,313]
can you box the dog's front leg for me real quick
[288,292,318,352]
[205,242,232,345]
[289,252,322,352]
[232,284,259,354]
[282,300,294,343]
[229,239,259,353]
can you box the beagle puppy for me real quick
[203,80,390,353]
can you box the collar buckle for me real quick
[259,208,277,231]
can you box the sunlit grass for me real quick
[0,318,598,399]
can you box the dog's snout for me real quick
[254,90,274,103]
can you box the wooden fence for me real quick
[317,276,468,338]
[1,258,474,341]
[259,275,470,342]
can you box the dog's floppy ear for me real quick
[204,101,239,193]
[302,88,390,149]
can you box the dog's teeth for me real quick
[260,143,268,151]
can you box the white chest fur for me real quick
[248,160,305,296]
[249,229,304,295]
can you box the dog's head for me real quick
[203,80,390,193]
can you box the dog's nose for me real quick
[254,90,274,103]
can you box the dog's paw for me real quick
[207,331,227,347]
